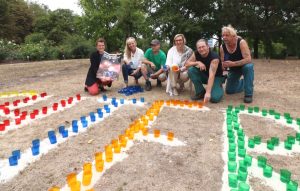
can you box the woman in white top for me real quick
[122,37,144,87]
[166,34,193,96]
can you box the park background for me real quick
[0,0,299,63]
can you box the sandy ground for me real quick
[0,59,299,191]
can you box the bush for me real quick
[61,35,94,59]
[25,33,46,44]
[0,39,22,61]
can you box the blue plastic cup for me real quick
[120,99,125,104]
[12,150,21,160]
[72,125,78,133]
[81,120,88,128]
[32,139,40,147]
[58,126,65,134]
[31,146,40,156]
[114,102,118,107]
[9,155,18,166]
[80,116,86,122]
[106,108,110,113]
[48,130,55,137]
[112,97,116,102]
[90,112,96,122]
[103,94,107,101]
[140,97,145,103]
[72,120,78,127]
[61,129,68,138]
[104,105,109,110]
[97,108,102,114]
[132,98,137,104]
[98,112,103,118]
[49,135,57,144]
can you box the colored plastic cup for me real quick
[248,107,253,113]
[61,130,68,138]
[257,156,267,168]
[12,150,21,160]
[154,129,160,138]
[254,136,261,145]
[238,182,250,191]
[228,161,237,172]
[262,109,268,116]
[132,98,137,104]
[263,164,273,178]
[228,151,236,162]
[248,139,255,148]
[102,95,107,101]
[31,145,40,156]
[280,169,291,183]
[95,159,104,172]
[271,137,279,146]
[238,148,246,157]
[275,113,281,119]
[284,140,293,150]
[120,99,125,104]
[254,106,259,113]
[267,140,274,150]
[238,140,245,149]
[32,139,40,147]
[228,174,238,188]
[238,168,248,181]
[269,109,275,115]
[58,126,65,134]
[287,136,296,144]
[76,94,81,100]
[9,155,18,166]
[244,155,252,166]
[105,108,110,113]
[167,132,174,141]
[140,97,145,103]
[287,180,298,191]
[229,143,236,152]
[239,104,245,111]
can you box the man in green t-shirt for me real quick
[142,39,167,90]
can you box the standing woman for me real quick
[122,37,144,87]
[84,38,112,95]
[166,34,193,96]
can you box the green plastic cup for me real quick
[238,160,247,172]
[228,105,233,110]
[248,107,253,114]
[254,136,261,145]
[238,148,246,158]
[269,109,275,115]
[229,137,236,144]
[248,139,255,148]
[244,155,252,166]
[228,161,237,172]
[228,131,234,138]
[257,156,267,168]
[284,140,293,150]
[239,104,245,111]
[262,109,268,116]
[287,180,298,191]
[233,116,238,123]
[280,169,291,183]
[271,137,279,146]
[228,174,238,188]
[254,106,259,113]
[287,136,296,144]
[237,129,244,136]
[287,117,293,124]
[238,182,250,191]
[263,164,273,178]
[297,118,300,125]
[275,113,281,119]
[228,151,236,161]
[229,143,236,152]
[267,140,274,150]
[234,123,240,130]
[238,140,245,149]
[238,168,248,181]
[234,107,240,113]
[284,113,291,119]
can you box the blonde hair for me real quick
[173,34,186,45]
[124,37,136,60]
[222,25,237,37]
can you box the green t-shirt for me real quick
[144,48,166,70]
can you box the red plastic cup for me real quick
[53,103,58,107]
[23,97,30,103]
[14,109,20,116]
[33,109,39,115]
[0,105,5,109]
[67,97,73,104]
[4,108,10,115]
[13,101,19,107]
[42,107,48,114]
[32,95,37,100]
[4,119,10,126]
[15,118,21,125]
[21,111,27,116]
[40,92,47,97]
[76,94,81,101]
[30,113,36,119]
[0,124,5,131]
[4,102,10,106]
[61,100,66,107]
[20,114,26,120]
[52,106,58,111]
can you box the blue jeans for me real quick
[226,63,254,96]
[122,64,142,83]
[188,67,224,103]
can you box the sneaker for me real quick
[244,95,253,103]
[172,88,179,96]
[145,80,152,91]
[84,87,88,92]
[157,79,162,87]
[191,91,205,100]
[107,81,112,87]
[98,84,107,92]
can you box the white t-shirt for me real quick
[123,48,144,69]
[166,46,192,67]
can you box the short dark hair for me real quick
[196,39,208,46]
[96,38,106,45]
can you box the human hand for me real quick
[131,69,139,76]
[222,61,235,68]
[197,62,206,71]
[150,62,156,69]
[204,92,211,103]
[180,66,187,72]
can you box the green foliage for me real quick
[60,35,94,59]
[0,39,21,61]
[25,33,46,44]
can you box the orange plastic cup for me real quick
[69,181,80,191]
[120,138,128,148]
[128,131,135,140]
[66,173,77,187]
[82,172,92,186]
[154,129,160,138]
[95,152,103,161]
[105,145,113,153]
[167,132,174,141]
[114,144,121,153]
[142,128,149,136]
[105,152,113,162]
[111,139,118,148]
[83,163,92,174]
[95,159,104,172]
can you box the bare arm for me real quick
[185,53,206,69]
[234,40,252,66]
[206,59,219,94]
[219,46,224,62]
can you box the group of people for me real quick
[84,25,254,103]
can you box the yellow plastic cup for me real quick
[95,159,104,172]
[48,186,60,191]
[82,172,92,186]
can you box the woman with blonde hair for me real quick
[165,34,193,96]
[122,37,145,87]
